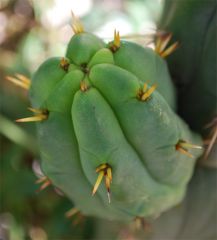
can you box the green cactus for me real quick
[160,0,217,164]
[160,0,217,130]
[14,17,203,222]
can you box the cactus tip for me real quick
[6,74,31,90]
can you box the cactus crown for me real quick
[11,14,203,222]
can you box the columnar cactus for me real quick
[10,15,203,222]
[160,0,217,164]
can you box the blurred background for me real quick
[0,0,164,239]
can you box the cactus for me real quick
[160,0,217,164]
[11,15,204,223]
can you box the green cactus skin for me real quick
[160,0,217,133]
[29,32,203,221]
[29,57,68,108]
[66,32,105,64]
[160,0,217,165]
[112,41,176,110]
[89,64,201,185]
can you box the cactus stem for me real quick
[60,58,70,71]
[138,83,157,101]
[80,81,89,92]
[16,108,49,122]
[92,163,112,203]
[35,176,51,192]
[109,29,121,52]
[155,32,179,58]
[6,74,31,90]
[176,140,202,158]
[71,11,84,34]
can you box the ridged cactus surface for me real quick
[160,0,217,164]
[24,25,203,221]
[160,0,217,132]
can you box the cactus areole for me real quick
[27,23,203,221]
